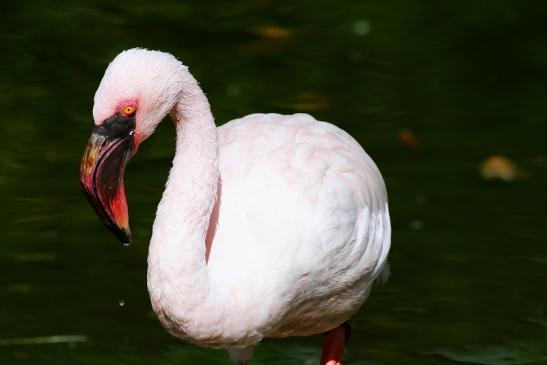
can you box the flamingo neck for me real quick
[147,73,222,341]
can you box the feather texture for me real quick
[92,48,391,360]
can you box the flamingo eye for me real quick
[122,105,136,117]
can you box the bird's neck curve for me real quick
[147,71,224,341]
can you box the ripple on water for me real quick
[422,342,547,365]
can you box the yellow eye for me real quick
[122,105,136,117]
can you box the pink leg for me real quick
[320,324,350,365]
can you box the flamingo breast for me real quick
[206,113,390,340]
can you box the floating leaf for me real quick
[283,92,330,112]
[480,155,518,182]
[398,128,419,148]
[249,25,293,40]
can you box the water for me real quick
[1,1,546,364]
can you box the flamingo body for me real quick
[207,113,390,340]
[83,49,391,364]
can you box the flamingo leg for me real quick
[320,322,352,365]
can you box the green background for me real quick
[1,1,546,364]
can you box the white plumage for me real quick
[90,48,391,365]
[210,113,390,337]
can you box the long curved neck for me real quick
[147,73,222,339]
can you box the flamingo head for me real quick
[80,48,185,243]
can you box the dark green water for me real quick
[1,1,546,364]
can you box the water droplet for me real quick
[118,299,125,307]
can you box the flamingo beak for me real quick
[80,114,136,244]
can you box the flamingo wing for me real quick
[207,113,390,338]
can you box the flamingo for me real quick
[80,48,391,365]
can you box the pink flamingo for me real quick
[80,49,391,365]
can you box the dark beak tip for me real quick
[109,225,132,245]
[120,227,132,244]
